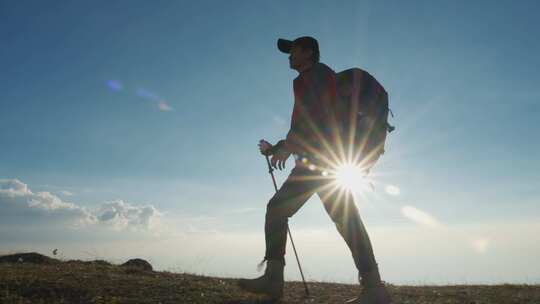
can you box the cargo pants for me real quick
[264,162,378,273]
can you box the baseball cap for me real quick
[277,36,319,55]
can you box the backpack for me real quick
[334,68,394,171]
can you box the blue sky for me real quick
[1,0,539,284]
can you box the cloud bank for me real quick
[0,179,161,232]
[96,200,162,231]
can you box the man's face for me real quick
[288,45,313,71]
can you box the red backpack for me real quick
[334,68,395,171]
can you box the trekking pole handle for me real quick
[265,155,279,192]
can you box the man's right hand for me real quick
[258,139,273,156]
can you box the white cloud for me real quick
[96,200,162,232]
[0,179,162,232]
[0,179,96,227]
[400,205,443,228]
[0,178,28,194]
[58,190,73,196]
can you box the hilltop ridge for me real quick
[0,252,538,303]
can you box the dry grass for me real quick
[0,252,539,304]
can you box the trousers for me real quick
[264,164,378,273]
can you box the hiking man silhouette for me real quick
[238,36,391,304]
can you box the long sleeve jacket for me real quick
[283,62,337,157]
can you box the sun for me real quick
[334,163,367,192]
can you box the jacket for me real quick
[283,62,337,158]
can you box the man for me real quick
[238,36,391,304]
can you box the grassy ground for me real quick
[1,253,539,304]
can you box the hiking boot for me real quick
[344,267,391,304]
[237,259,285,300]
[344,284,391,304]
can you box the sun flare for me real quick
[334,163,367,192]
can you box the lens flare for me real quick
[106,80,123,91]
[385,185,400,196]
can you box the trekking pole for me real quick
[264,155,310,298]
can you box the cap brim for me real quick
[277,39,292,54]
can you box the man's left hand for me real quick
[270,147,291,170]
